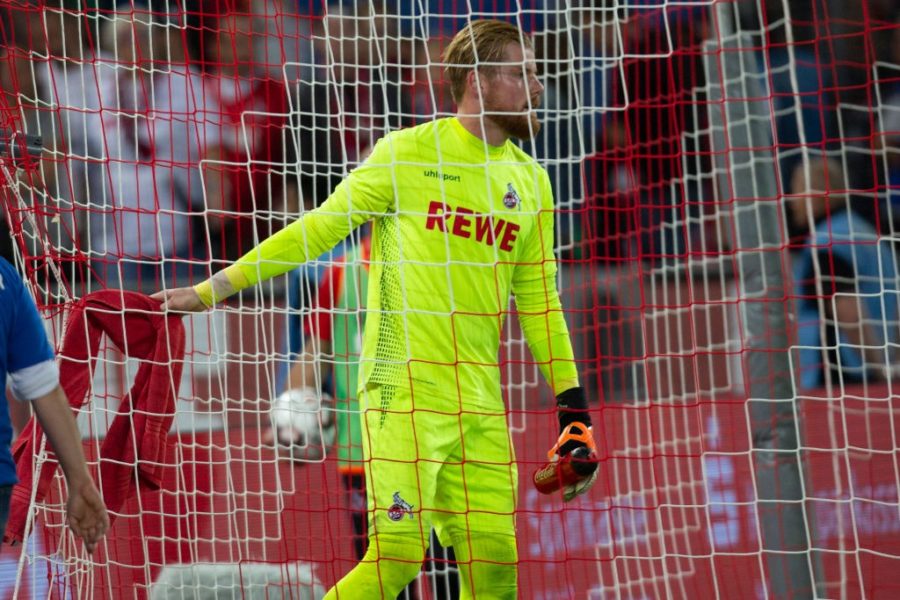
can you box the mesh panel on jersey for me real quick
[369,214,406,386]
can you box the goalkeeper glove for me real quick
[533,387,599,502]
[556,386,592,452]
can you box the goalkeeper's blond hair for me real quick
[442,19,534,103]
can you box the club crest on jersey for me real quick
[387,492,414,521]
[502,183,521,209]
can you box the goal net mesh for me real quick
[0,0,898,597]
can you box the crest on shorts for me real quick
[387,491,415,521]
[502,183,520,209]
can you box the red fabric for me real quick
[201,74,288,257]
[3,290,185,544]
[305,237,372,341]
[204,75,288,212]
[305,259,342,343]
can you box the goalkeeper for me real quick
[153,19,595,599]
[268,233,459,598]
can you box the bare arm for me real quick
[264,337,333,450]
[287,337,333,390]
[201,144,230,234]
[833,295,887,374]
[6,388,31,437]
[150,273,233,313]
[30,385,109,553]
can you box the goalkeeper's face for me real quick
[483,43,544,140]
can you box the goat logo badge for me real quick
[502,183,520,209]
[387,492,414,521]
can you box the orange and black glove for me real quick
[534,387,599,502]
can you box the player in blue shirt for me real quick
[0,258,109,551]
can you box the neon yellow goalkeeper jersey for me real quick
[205,117,578,407]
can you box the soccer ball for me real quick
[270,387,336,461]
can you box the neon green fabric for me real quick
[449,531,518,599]
[195,117,578,404]
[322,530,518,599]
[357,384,516,544]
[327,381,519,598]
[322,532,428,599]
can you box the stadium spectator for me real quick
[409,36,455,121]
[580,116,642,262]
[311,2,412,168]
[78,6,211,290]
[0,37,55,264]
[823,0,897,118]
[391,0,549,37]
[569,4,710,264]
[878,96,900,234]
[153,19,596,598]
[273,1,407,221]
[758,0,840,185]
[788,155,900,390]
[0,3,91,278]
[530,4,617,256]
[192,0,291,259]
[0,257,109,549]
[254,0,318,81]
[279,0,417,390]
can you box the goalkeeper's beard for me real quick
[488,108,542,140]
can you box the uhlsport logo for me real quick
[502,183,520,209]
[423,168,461,183]
[387,491,414,521]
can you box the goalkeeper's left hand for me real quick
[553,387,598,502]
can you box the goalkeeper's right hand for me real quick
[151,287,207,313]
[153,268,243,313]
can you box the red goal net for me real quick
[1,1,899,598]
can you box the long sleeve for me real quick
[512,172,579,395]
[195,136,396,303]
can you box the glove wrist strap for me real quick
[548,421,595,459]
[556,386,591,429]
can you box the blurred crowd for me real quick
[0,0,897,280]
[0,0,897,401]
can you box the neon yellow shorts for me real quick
[359,384,518,545]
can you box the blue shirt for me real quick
[0,258,56,485]
[793,210,899,389]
